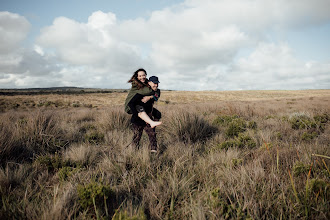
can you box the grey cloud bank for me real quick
[0,0,330,90]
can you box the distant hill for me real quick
[0,87,128,95]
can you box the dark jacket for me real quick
[128,93,161,126]
[124,82,156,114]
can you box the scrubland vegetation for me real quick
[0,90,329,219]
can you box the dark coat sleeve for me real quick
[128,93,144,115]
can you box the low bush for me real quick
[84,131,104,144]
[301,131,319,141]
[77,182,115,217]
[308,179,330,198]
[293,161,311,177]
[225,118,247,138]
[213,115,239,126]
[219,133,256,150]
[34,154,75,172]
[58,166,78,181]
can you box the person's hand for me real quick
[141,96,152,103]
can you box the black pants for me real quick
[131,123,157,151]
[130,108,161,151]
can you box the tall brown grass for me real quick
[0,91,329,219]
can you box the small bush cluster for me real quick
[58,166,78,181]
[225,118,247,138]
[293,161,311,177]
[213,115,239,126]
[84,130,105,144]
[308,179,330,199]
[34,154,64,171]
[289,113,317,130]
[289,113,329,131]
[301,131,319,141]
[78,123,105,144]
[219,133,256,150]
[289,113,329,141]
[34,154,81,173]
[77,182,115,216]
[213,115,257,138]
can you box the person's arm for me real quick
[141,95,154,103]
[153,89,160,101]
[128,93,144,115]
[142,89,161,103]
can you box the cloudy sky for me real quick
[1,0,330,90]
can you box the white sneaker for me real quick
[151,149,157,153]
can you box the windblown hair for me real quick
[128,68,149,89]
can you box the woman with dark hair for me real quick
[124,69,162,152]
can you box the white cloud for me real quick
[0,11,30,54]
[0,11,62,88]
[226,43,330,90]
[1,0,330,89]
[37,11,142,69]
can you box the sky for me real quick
[0,0,330,91]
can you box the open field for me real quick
[1,89,329,111]
[0,89,329,219]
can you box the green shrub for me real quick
[34,154,64,171]
[58,166,77,181]
[288,113,329,137]
[247,121,257,129]
[313,113,329,124]
[213,115,239,126]
[308,179,330,198]
[34,154,76,172]
[293,161,310,177]
[219,134,256,150]
[219,140,237,150]
[225,118,247,138]
[84,131,104,144]
[77,182,114,211]
[301,131,318,141]
[236,134,256,149]
[289,114,317,130]
[231,158,243,167]
[313,113,329,132]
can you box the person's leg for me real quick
[152,108,161,121]
[144,124,158,152]
[136,104,162,128]
[131,123,143,149]
[138,111,162,128]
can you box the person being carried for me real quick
[124,69,162,128]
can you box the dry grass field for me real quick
[0,89,329,219]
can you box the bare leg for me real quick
[138,112,162,128]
